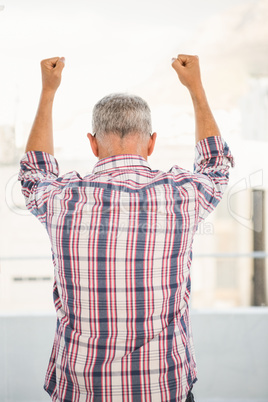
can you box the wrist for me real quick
[41,88,56,102]
[189,87,209,110]
[189,85,206,102]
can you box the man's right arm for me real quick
[171,54,221,143]
[171,54,234,222]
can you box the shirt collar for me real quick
[92,154,151,174]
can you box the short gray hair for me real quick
[92,93,152,138]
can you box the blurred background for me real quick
[0,0,268,400]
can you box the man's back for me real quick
[20,135,233,401]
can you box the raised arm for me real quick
[171,54,221,144]
[25,56,65,155]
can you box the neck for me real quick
[97,133,148,160]
[98,149,148,160]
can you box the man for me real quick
[19,54,233,402]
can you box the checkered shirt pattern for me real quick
[19,136,233,402]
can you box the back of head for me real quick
[92,93,152,139]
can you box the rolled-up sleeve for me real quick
[193,136,234,222]
[18,151,59,225]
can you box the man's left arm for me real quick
[25,56,65,155]
[19,57,65,224]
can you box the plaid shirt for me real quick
[19,136,233,402]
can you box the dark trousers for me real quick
[185,387,195,402]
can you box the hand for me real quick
[40,56,65,94]
[171,54,203,96]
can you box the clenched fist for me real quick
[171,55,203,95]
[40,56,65,93]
